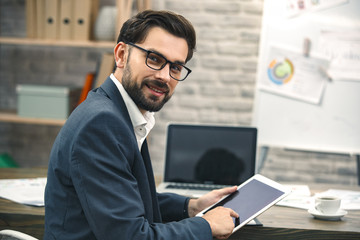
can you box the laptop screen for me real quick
[164,124,257,186]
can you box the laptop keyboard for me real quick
[165,183,229,191]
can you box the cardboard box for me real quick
[17,84,81,119]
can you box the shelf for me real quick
[0,111,65,126]
[0,37,115,49]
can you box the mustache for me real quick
[143,79,170,93]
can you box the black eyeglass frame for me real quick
[126,42,192,81]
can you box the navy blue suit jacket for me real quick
[44,78,212,239]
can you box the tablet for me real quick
[196,174,291,233]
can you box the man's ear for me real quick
[114,42,127,68]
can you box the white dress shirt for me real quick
[110,74,155,150]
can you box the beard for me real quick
[121,65,173,112]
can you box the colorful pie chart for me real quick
[267,58,294,85]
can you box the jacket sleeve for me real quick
[157,192,191,222]
[70,110,212,240]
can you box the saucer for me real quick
[308,208,347,221]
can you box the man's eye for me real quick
[171,64,183,73]
[148,53,162,64]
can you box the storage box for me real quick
[17,84,81,119]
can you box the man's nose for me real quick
[154,63,172,83]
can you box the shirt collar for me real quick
[110,74,155,147]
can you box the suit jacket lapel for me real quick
[141,139,162,222]
[100,77,162,222]
[99,77,133,130]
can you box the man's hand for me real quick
[187,186,239,239]
[202,206,239,239]
[188,186,237,217]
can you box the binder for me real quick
[90,0,99,40]
[77,72,96,105]
[26,0,37,38]
[94,53,115,88]
[73,0,92,41]
[44,0,60,39]
[115,0,134,39]
[115,0,151,39]
[59,0,74,40]
[137,0,151,12]
[36,0,45,39]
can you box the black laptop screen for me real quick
[164,125,257,185]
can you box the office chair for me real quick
[0,230,38,240]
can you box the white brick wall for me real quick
[261,148,358,185]
[0,0,357,185]
[149,0,264,176]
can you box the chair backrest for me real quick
[0,230,38,240]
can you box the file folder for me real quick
[115,0,134,39]
[137,0,151,12]
[44,0,60,39]
[90,0,100,38]
[59,0,73,40]
[26,0,37,38]
[36,0,45,39]
[94,53,115,88]
[115,0,151,39]
[73,0,92,41]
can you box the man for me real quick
[44,10,238,240]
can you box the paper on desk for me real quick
[0,178,46,206]
[276,185,360,210]
[276,184,313,209]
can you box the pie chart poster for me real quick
[258,46,328,105]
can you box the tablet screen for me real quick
[203,178,285,226]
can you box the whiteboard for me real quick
[252,0,360,154]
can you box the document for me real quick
[276,185,360,210]
[258,45,329,104]
[0,178,46,206]
[286,0,349,18]
[276,185,312,209]
[319,29,360,81]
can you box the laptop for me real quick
[156,124,257,197]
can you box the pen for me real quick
[318,66,332,82]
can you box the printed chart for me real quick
[267,58,294,85]
[258,46,329,104]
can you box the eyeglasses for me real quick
[126,42,192,81]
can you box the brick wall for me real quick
[149,0,262,175]
[0,0,357,185]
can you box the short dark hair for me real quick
[117,10,196,62]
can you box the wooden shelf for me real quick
[0,37,114,127]
[0,37,115,49]
[0,111,65,126]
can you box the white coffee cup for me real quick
[315,196,341,215]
